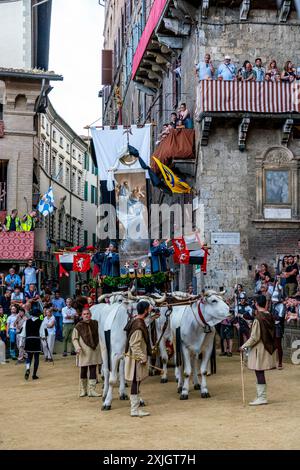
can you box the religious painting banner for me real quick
[114,170,151,276]
[90,125,151,180]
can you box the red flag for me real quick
[201,247,209,274]
[73,253,91,272]
[55,254,70,278]
[172,238,190,265]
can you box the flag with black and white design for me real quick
[38,186,54,217]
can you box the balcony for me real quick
[0,232,34,261]
[196,80,300,149]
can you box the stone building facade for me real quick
[101,0,300,292]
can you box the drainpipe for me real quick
[69,136,76,242]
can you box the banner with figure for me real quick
[114,170,151,276]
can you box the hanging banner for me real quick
[91,125,151,180]
[115,170,151,276]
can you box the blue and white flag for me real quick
[38,186,54,217]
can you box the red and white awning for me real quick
[196,81,300,115]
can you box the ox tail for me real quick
[175,327,182,367]
[104,330,111,372]
[210,337,216,375]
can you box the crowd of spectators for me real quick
[195,53,300,83]
[217,251,300,369]
[156,103,193,145]
[0,267,96,364]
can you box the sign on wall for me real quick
[211,232,240,245]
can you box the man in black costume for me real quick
[20,307,46,380]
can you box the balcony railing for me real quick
[0,232,34,260]
[196,81,300,116]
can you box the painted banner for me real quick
[115,170,151,276]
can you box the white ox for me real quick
[170,290,229,400]
[90,293,160,411]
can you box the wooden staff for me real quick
[124,353,164,373]
[240,351,245,406]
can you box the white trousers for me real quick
[0,339,5,363]
[43,334,55,359]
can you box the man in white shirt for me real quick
[62,298,76,356]
[217,55,237,81]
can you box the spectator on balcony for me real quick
[281,61,297,83]
[254,263,271,293]
[4,209,21,232]
[253,58,265,82]
[217,55,237,81]
[21,210,37,232]
[169,112,178,129]
[238,61,255,81]
[265,60,279,82]
[178,103,193,129]
[281,255,299,297]
[5,268,22,290]
[195,53,215,80]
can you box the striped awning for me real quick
[196,81,300,115]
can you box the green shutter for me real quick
[84,152,90,171]
[95,187,98,205]
[91,185,95,204]
[92,233,96,246]
[84,181,88,201]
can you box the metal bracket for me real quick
[238,118,251,151]
[281,118,293,145]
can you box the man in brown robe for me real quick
[124,300,153,417]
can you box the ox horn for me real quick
[153,293,167,304]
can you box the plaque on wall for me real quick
[264,208,292,219]
[211,232,240,245]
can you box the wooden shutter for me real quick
[102,50,113,85]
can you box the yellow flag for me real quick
[152,157,191,194]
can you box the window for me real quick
[71,219,76,244]
[59,136,64,148]
[72,148,76,159]
[65,215,70,241]
[84,230,88,246]
[66,164,70,189]
[92,161,98,176]
[51,151,57,177]
[52,129,56,142]
[91,185,98,205]
[46,123,49,135]
[45,143,50,172]
[66,143,70,154]
[77,223,82,245]
[50,213,55,239]
[78,174,82,196]
[92,233,97,246]
[41,115,45,128]
[72,169,76,193]
[84,152,90,171]
[58,158,64,183]
[84,181,88,201]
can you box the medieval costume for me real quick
[124,317,152,417]
[20,310,45,380]
[242,309,276,405]
[150,240,173,273]
[272,301,286,369]
[72,318,102,397]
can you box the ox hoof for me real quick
[160,378,168,384]
[119,394,129,401]
[101,405,111,411]
[139,399,146,407]
[201,392,211,399]
[180,394,188,400]
[177,386,183,394]
[194,384,201,391]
